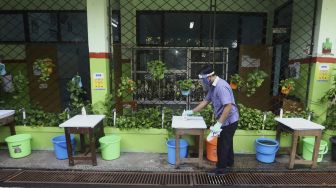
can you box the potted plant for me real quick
[322,38,332,55]
[279,78,295,95]
[117,76,136,97]
[176,79,194,96]
[245,70,268,97]
[229,74,243,90]
[147,60,166,81]
[33,58,54,83]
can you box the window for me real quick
[164,12,201,46]
[28,13,58,42]
[60,13,87,42]
[0,14,25,41]
[241,15,266,45]
[138,13,162,45]
[201,13,239,47]
[137,11,266,47]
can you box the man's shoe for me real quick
[207,168,226,176]
[227,162,234,167]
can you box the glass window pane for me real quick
[60,13,87,42]
[0,14,25,41]
[29,13,58,42]
[202,13,239,47]
[164,13,200,46]
[191,49,225,62]
[138,13,162,45]
[241,15,265,44]
[136,50,160,71]
[162,49,187,70]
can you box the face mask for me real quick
[201,77,210,92]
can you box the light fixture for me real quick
[189,22,194,29]
[111,19,118,28]
[175,50,179,55]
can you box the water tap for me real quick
[19,108,26,126]
[64,107,70,119]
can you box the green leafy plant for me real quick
[12,71,29,100]
[33,58,54,83]
[147,60,166,80]
[229,74,243,89]
[176,79,194,91]
[238,103,276,130]
[321,75,336,130]
[14,104,67,127]
[66,78,87,116]
[279,78,295,95]
[117,77,136,97]
[244,70,268,97]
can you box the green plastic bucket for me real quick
[302,137,328,162]
[99,135,121,160]
[5,134,32,159]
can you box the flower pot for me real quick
[230,82,238,90]
[281,86,290,95]
[181,90,190,96]
[47,68,53,74]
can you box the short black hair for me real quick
[198,65,214,75]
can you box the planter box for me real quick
[0,126,298,154]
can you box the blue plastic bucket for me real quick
[255,138,279,163]
[52,135,76,160]
[166,139,188,165]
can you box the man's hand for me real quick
[209,121,222,135]
[182,110,193,116]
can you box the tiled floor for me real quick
[0,149,335,172]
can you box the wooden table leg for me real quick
[9,119,16,135]
[198,130,204,168]
[311,133,322,169]
[175,132,180,169]
[89,128,97,166]
[80,134,85,153]
[289,131,299,169]
[65,128,74,166]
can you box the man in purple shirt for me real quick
[183,65,239,175]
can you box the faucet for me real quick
[18,108,26,126]
[64,107,70,119]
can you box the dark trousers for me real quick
[216,121,238,169]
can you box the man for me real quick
[182,65,239,175]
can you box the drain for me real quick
[3,169,336,186]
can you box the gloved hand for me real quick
[209,121,222,135]
[182,110,193,116]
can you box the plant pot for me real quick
[281,86,290,95]
[47,68,53,74]
[230,82,238,90]
[181,90,190,96]
[322,48,331,54]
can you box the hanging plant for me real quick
[117,76,136,97]
[176,79,194,96]
[33,58,54,83]
[245,70,268,97]
[147,60,166,80]
[229,74,243,90]
[279,78,295,95]
[12,71,29,100]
